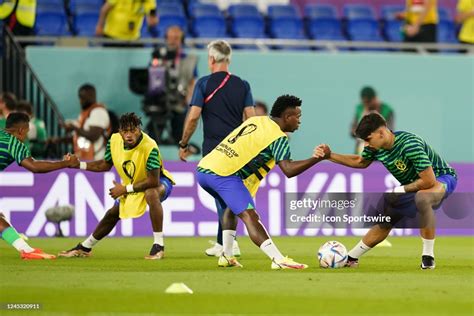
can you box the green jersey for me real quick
[0,129,31,171]
[362,131,456,185]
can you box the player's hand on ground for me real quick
[109,180,126,199]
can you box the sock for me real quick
[2,227,34,253]
[153,232,164,246]
[260,239,284,262]
[348,240,372,259]
[82,234,99,249]
[422,238,435,257]
[222,230,236,257]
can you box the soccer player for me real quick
[1,112,77,259]
[197,95,329,269]
[58,113,175,259]
[314,113,457,269]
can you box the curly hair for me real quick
[119,112,142,130]
[270,94,302,118]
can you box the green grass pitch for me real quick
[1,236,473,315]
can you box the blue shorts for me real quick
[197,171,255,215]
[436,174,457,196]
[114,176,173,206]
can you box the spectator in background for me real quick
[95,0,158,46]
[0,0,35,36]
[178,40,256,257]
[351,86,394,154]
[255,100,268,116]
[456,0,474,44]
[62,84,111,160]
[165,26,198,145]
[0,92,17,129]
[15,100,48,158]
[397,0,438,44]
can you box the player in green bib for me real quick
[315,113,457,269]
[1,112,78,259]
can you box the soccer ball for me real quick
[318,241,348,268]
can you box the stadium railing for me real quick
[12,36,474,54]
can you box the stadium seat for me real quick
[157,15,187,36]
[74,7,99,36]
[158,2,185,17]
[36,3,65,14]
[70,0,103,12]
[381,5,404,21]
[267,4,300,18]
[270,17,305,39]
[438,7,452,22]
[437,20,458,43]
[232,16,265,38]
[228,4,260,18]
[35,11,69,35]
[383,20,403,42]
[343,4,376,20]
[193,16,227,38]
[347,19,386,51]
[308,18,345,41]
[190,3,221,18]
[304,4,337,19]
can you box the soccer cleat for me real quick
[271,257,308,270]
[218,254,243,268]
[345,257,359,268]
[58,243,92,258]
[421,255,435,269]
[145,244,164,260]
[232,240,241,257]
[21,248,56,260]
[205,241,223,257]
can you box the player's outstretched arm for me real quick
[73,159,113,172]
[329,152,372,169]
[277,145,331,178]
[20,155,77,173]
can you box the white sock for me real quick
[82,235,99,249]
[422,238,435,257]
[222,230,236,257]
[12,238,34,253]
[260,239,284,261]
[348,240,372,259]
[153,232,164,246]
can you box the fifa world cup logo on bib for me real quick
[394,160,407,172]
[228,124,257,144]
[122,160,137,183]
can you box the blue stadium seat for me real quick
[159,2,185,17]
[308,18,344,41]
[70,0,103,12]
[343,4,376,20]
[191,3,221,18]
[438,7,452,22]
[270,17,305,39]
[347,19,382,41]
[232,16,265,38]
[36,11,69,35]
[304,4,337,19]
[437,20,457,43]
[383,20,403,42]
[228,4,260,18]
[381,5,404,21]
[37,0,64,7]
[268,4,300,18]
[193,16,227,38]
[157,15,187,36]
[74,7,99,36]
[36,3,65,13]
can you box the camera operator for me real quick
[144,26,197,145]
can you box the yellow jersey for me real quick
[457,0,474,43]
[406,0,438,25]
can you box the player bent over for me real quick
[1,113,78,259]
[314,113,457,269]
[197,95,329,269]
[59,113,175,259]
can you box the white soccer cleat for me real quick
[205,241,223,257]
[271,257,308,270]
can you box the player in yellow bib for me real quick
[197,95,330,269]
[59,113,175,260]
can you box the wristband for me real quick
[79,162,87,170]
[126,184,134,193]
[178,141,189,149]
[392,186,406,193]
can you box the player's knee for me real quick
[415,193,431,211]
[145,188,160,205]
